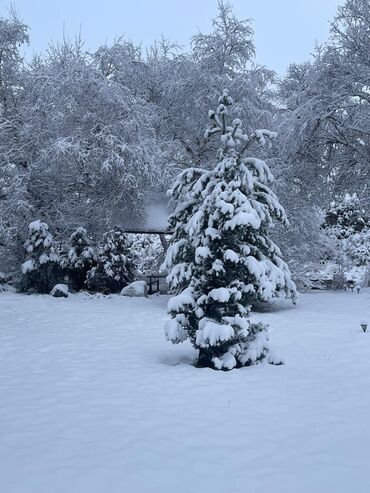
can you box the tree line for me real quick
[0,0,369,277]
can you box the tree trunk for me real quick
[197,348,213,368]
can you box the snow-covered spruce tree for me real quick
[127,233,164,275]
[61,227,96,291]
[86,227,135,294]
[164,90,296,370]
[20,220,61,293]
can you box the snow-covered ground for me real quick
[1,290,370,493]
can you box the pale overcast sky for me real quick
[1,0,344,74]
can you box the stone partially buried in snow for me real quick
[50,284,69,298]
[120,280,148,298]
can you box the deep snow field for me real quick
[1,289,370,493]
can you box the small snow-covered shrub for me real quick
[344,230,370,267]
[304,196,370,289]
[324,196,370,266]
[86,227,135,294]
[19,220,62,294]
[61,227,96,291]
[323,195,368,239]
[291,273,312,292]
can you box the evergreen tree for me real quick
[323,195,370,270]
[61,227,96,291]
[127,233,164,275]
[324,195,369,239]
[164,90,296,370]
[20,220,61,293]
[86,227,135,293]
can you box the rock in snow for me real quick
[50,284,69,298]
[120,280,148,298]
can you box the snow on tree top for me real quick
[29,219,48,233]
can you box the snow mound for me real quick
[212,351,237,370]
[121,280,148,298]
[50,284,69,298]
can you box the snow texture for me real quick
[1,290,370,492]
[167,287,195,313]
[208,287,231,302]
[196,318,235,347]
[21,259,35,274]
